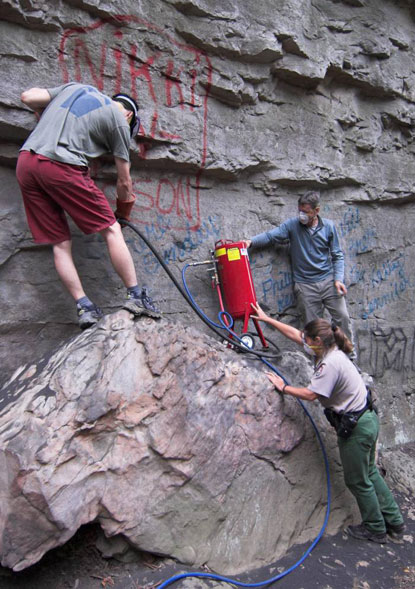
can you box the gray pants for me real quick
[294,277,353,343]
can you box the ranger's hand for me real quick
[250,301,269,322]
[265,371,285,392]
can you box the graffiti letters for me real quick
[361,252,411,320]
[124,214,221,275]
[358,326,415,378]
[250,252,295,314]
[59,16,212,231]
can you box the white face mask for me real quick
[303,342,317,356]
[298,211,309,225]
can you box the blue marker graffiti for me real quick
[125,214,221,275]
[339,206,361,238]
[361,252,412,320]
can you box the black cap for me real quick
[112,93,140,137]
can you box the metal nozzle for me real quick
[188,260,215,267]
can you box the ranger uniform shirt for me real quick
[21,82,131,167]
[308,347,367,413]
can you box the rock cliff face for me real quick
[1,1,415,573]
[0,0,414,542]
[0,311,355,572]
[1,1,414,450]
[1,0,415,448]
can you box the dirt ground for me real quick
[1,491,414,589]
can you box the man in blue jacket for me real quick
[246,191,353,345]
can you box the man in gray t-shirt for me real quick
[22,83,132,167]
[17,82,160,328]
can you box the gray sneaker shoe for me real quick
[77,303,103,330]
[123,288,161,319]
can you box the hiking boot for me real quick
[77,303,103,330]
[346,523,387,544]
[123,287,161,319]
[386,522,405,540]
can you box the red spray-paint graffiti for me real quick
[59,15,212,231]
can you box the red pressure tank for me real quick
[214,240,256,318]
[214,240,267,347]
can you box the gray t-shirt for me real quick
[308,348,367,413]
[21,83,131,166]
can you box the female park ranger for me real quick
[251,302,404,544]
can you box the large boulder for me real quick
[0,310,357,573]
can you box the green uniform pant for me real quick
[337,409,403,534]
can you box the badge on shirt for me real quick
[314,363,325,377]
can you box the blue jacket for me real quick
[251,216,345,284]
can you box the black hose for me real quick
[120,220,331,589]
[120,219,281,359]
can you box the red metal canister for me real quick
[214,239,267,347]
[214,240,256,320]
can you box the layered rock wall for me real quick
[0,0,415,447]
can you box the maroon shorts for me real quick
[16,150,116,244]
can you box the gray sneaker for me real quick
[77,304,103,330]
[123,288,161,319]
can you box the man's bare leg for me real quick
[53,239,86,300]
[53,239,103,328]
[101,222,160,318]
[100,222,137,288]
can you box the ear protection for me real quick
[112,93,140,137]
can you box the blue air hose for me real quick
[119,221,331,589]
[155,267,331,589]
